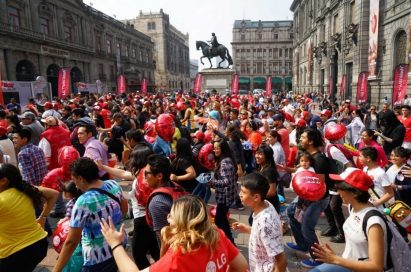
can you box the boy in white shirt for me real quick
[359,146,395,209]
[232,172,287,272]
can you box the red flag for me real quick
[141,77,147,94]
[340,74,347,98]
[193,73,202,94]
[265,76,272,98]
[357,72,369,103]
[392,64,409,105]
[117,75,126,94]
[58,68,70,98]
[231,74,239,96]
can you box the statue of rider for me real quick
[208,33,219,55]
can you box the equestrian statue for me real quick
[196,33,233,69]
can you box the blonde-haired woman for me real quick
[101,195,248,272]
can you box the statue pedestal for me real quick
[200,68,235,94]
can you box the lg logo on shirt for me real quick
[206,253,227,272]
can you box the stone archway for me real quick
[70,66,83,94]
[393,30,407,69]
[16,60,36,81]
[47,64,60,97]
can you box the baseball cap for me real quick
[44,102,53,109]
[320,109,332,117]
[330,167,374,192]
[21,111,36,120]
[43,116,58,126]
[272,113,284,121]
[191,130,205,141]
[296,119,307,128]
[302,111,310,119]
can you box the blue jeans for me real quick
[310,263,351,272]
[54,193,66,214]
[287,196,329,258]
[192,183,211,204]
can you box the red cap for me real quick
[44,102,53,109]
[330,168,374,192]
[320,109,332,117]
[296,119,307,127]
[302,111,310,119]
[191,130,205,141]
[0,126,7,136]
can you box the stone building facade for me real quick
[125,9,190,91]
[189,59,199,88]
[290,0,411,106]
[231,20,294,92]
[0,0,155,96]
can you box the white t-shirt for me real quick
[269,142,285,165]
[363,166,394,207]
[342,207,388,266]
[129,178,146,218]
[326,144,350,165]
[385,164,404,184]
[249,201,284,272]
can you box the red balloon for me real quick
[176,101,185,111]
[324,123,347,141]
[292,171,326,201]
[203,131,213,143]
[58,146,80,171]
[52,217,70,253]
[198,143,216,170]
[144,121,156,138]
[155,114,175,142]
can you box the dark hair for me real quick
[0,164,44,208]
[256,144,275,168]
[214,139,237,173]
[71,157,100,182]
[392,146,411,159]
[354,109,363,120]
[248,120,258,131]
[303,128,324,148]
[401,105,411,110]
[71,108,85,117]
[269,129,282,143]
[125,129,144,142]
[147,154,171,182]
[78,125,94,134]
[112,112,123,120]
[335,181,371,203]
[0,110,6,119]
[360,146,378,162]
[175,138,193,162]
[362,129,375,137]
[63,105,72,112]
[128,143,154,174]
[241,172,269,201]
[230,108,239,115]
[15,128,32,142]
[61,181,82,199]
[296,151,315,166]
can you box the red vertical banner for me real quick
[265,76,272,98]
[193,73,202,94]
[328,76,333,97]
[357,72,369,103]
[231,74,239,96]
[58,68,70,98]
[392,64,409,105]
[140,77,147,94]
[117,74,126,94]
[340,74,347,98]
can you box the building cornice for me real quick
[290,0,301,12]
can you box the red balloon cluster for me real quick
[198,143,216,170]
[292,171,326,201]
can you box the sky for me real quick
[91,0,294,69]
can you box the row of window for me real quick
[235,48,293,59]
[237,61,292,74]
[238,32,293,41]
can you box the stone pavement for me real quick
[34,183,346,272]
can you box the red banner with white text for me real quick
[140,77,147,94]
[392,64,409,105]
[58,68,70,98]
[266,76,272,98]
[231,74,239,96]
[193,73,202,94]
[357,72,369,103]
[340,74,347,98]
[117,75,126,94]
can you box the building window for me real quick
[139,49,143,62]
[125,46,129,58]
[95,34,101,51]
[273,32,278,40]
[98,64,104,79]
[274,48,278,58]
[257,62,263,74]
[279,49,283,58]
[116,43,121,58]
[106,39,112,54]
[64,25,72,42]
[147,22,156,30]
[257,33,262,40]
[394,30,407,68]
[269,49,273,57]
[241,34,245,41]
[247,49,251,57]
[110,65,114,80]
[350,1,355,24]
[8,6,20,29]
[333,14,339,34]
[132,48,136,58]
[40,17,49,35]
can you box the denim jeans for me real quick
[310,263,351,272]
[287,196,329,258]
[54,192,66,214]
[192,183,211,203]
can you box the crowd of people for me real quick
[0,89,411,272]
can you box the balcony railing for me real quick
[0,22,94,53]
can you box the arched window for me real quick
[393,30,407,68]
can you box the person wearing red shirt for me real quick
[398,105,411,149]
[100,195,248,272]
[100,102,112,129]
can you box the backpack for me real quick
[362,209,411,272]
[326,144,356,167]
[145,183,188,227]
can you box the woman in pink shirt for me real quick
[357,129,388,168]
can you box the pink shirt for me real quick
[357,140,388,168]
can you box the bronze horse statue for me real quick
[196,41,233,68]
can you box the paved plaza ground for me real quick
[34,181,346,272]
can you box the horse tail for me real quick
[226,49,233,65]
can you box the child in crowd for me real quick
[294,151,315,174]
[359,146,395,209]
[233,172,287,272]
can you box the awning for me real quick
[253,77,266,84]
[239,77,250,84]
[285,77,293,84]
[272,77,283,84]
